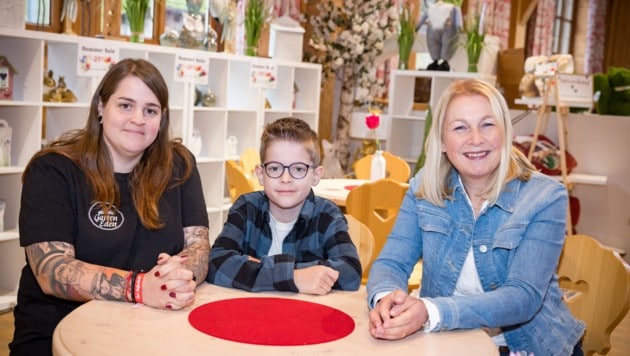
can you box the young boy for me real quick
[207,117,361,295]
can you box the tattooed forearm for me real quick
[25,241,128,302]
[181,226,210,283]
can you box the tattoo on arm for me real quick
[26,241,128,302]
[181,226,210,283]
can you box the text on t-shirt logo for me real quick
[88,202,125,231]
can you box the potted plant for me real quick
[124,0,150,43]
[397,1,415,70]
[244,0,271,56]
[464,1,487,72]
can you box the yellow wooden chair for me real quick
[225,160,255,203]
[345,214,375,275]
[345,179,421,289]
[239,148,262,190]
[557,234,630,355]
[354,151,411,182]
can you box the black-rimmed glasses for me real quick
[262,161,314,179]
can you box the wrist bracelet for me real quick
[134,272,145,304]
[125,271,134,303]
[129,271,139,303]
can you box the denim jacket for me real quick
[367,169,585,355]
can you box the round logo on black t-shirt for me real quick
[88,202,125,231]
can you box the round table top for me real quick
[53,283,498,356]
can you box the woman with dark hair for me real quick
[10,58,210,355]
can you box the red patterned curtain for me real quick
[530,0,556,56]
[468,0,512,50]
[584,0,607,74]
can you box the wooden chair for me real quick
[345,214,375,275]
[557,234,630,355]
[345,179,421,289]
[225,160,255,203]
[239,148,262,190]
[354,151,411,183]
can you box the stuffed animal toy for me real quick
[519,54,574,98]
[594,66,630,115]
[321,139,344,179]
[415,0,463,71]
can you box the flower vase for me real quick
[466,34,483,73]
[370,150,386,181]
[245,44,258,56]
[130,31,144,43]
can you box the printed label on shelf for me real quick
[77,41,119,77]
[174,55,208,84]
[250,60,277,89]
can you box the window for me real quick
[164,0,208,33]
[26,0,51,25]
[552,0,575,54]
[25,0,62,32]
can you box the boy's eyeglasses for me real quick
[262,161,314,179]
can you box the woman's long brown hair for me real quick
[24,58,193,229]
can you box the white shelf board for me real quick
[551,173,607,186]
[515,97,593,109]
[0,230,19,242]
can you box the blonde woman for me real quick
[367,79,584,355]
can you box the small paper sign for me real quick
[250,60,277,89]
[77,41,119,77]
[174,55,208,84]
[557,74,593,105]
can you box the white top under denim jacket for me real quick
[367,169,585,356]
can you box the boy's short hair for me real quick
[259,117,321,165]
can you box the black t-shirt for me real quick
[11,151,208,349]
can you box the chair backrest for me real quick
[557,234,630,355]
[225,160,255,203]
[354,151,411,182]
[345,214,375,274]
[239,148,261,189]
[345,179,409,282]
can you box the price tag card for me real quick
[77,41,119,77]
[250,59,277,89]
[174,54,208,84]
[557,73,593,105]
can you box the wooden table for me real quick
[53,283,498,356]
[313,178,368,207]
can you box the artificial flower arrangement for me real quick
[365,110,381,150]
[308,0,398,103]
[244,0,272,56]
[397,1,415,70]
[464,1,487,72]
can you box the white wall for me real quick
[512,110,630,262]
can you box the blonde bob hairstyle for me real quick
[416,79,535,206]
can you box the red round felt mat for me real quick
[188,297,355,346]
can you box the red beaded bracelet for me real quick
[134,272,145,304]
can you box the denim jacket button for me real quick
[479,245,488,253]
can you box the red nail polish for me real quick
[154,271,160,277]
[161,284,167,291]
[169,292,176,298]
[165,304,172,309]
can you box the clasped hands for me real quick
[369,289,428,340]
[140,253,197,310]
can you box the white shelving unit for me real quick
[0,28,321,299]
[385,70,496,164]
